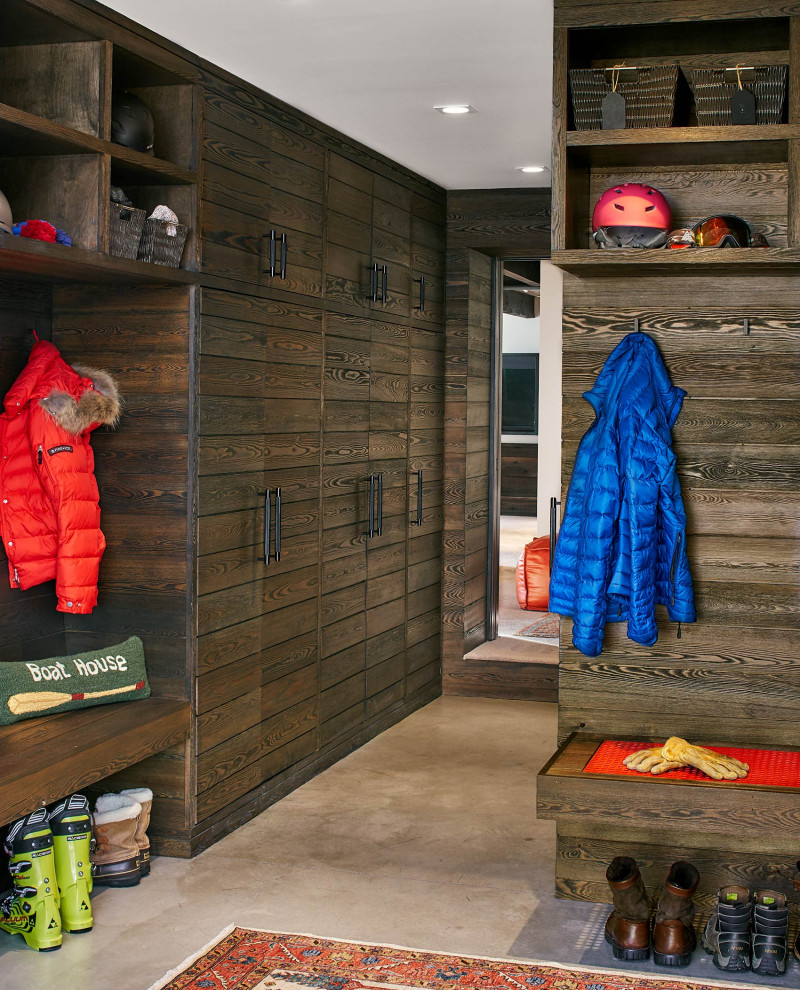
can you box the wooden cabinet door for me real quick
[365,317,409,717]
[370,175,411,320]
[410,192,446,331]
[201,80,324,299]
[262,115,325,301]
[202,84,274,289]
[407,326,445,697]
[195,285,322,826]
[319,311,370,744]
[325,153,375,315]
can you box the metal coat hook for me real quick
[743,318,750,336]
[634,318,641,333]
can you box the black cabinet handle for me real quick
[549,497,561,575]
[376,472,383,536]
[280,233,287,279]
[275,487,282,561]
[411,469,423,525]
[381,265,388,304]
[415,276,425,313]
[264,489,272,564]
[370,263,379,303]
[264,230,276,277]
[367,475,375,538]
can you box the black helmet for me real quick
[111,92,154,154]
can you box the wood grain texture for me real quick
[442,249,494,674]
[1,0,449,860]
[447,189,551,255]
[546,0,800,902]
[0,699,189,827]
[443,659,558,701]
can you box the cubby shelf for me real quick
[0,103,197,186]
[567,123,800,166]
[0,232,198,284]
[552,246,800,275]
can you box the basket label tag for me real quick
[601,91,626,129]
[731,88,756,124]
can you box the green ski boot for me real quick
[49,794,93,933]
[0,808,62,951]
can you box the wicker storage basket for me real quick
[569,65,679,130]
[136,217,188,267]
[108,203,146,260]
[687,65,787,125]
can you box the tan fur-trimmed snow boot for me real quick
[119,788,153,877]
[91,794,141,888]
[605,856,651,961]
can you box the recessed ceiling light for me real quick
[516,165,548,173]
[434,105,477,115]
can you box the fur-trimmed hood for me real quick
[4,340,121,435]
[40,363,121,434]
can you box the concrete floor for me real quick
[1,697,797,988]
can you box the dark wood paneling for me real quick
[546,0,800,904]
[0,0,450,863]
[500,442,538,516]
[444,659,558,701]
[442,249,494,676]
[447,189,552,256]
[0,699,189,828]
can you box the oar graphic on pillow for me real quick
[8,680,146,715]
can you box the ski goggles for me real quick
[691,215,752,248]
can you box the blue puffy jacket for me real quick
[549,332,695,656]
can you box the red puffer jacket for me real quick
[0,340,120,614]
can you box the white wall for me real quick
[501,313,540,443]
[536,260,563,538]
[502,313,540,354]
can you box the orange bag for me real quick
[516,536,551,611]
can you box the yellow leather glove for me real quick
[623,746,686,775]
[661,736,749,780]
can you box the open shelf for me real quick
[567,123,800,167]
[0,232,198,284]
[552,246,800,276]
[0,103,197,185]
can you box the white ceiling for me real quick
[101,0,554,190]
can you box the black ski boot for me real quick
[751,889,789,976]
[702,885,752,972]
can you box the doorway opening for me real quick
[465,257,559,668]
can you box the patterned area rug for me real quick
[518,612,560,638]
[149,928,758,990]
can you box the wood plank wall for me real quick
[558,273,800,748]
[53,284,194,853]
[442,190,551,694]
[442,247,493,671]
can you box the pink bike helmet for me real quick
[592,183,672,249]
[593,183,671,231]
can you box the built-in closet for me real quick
[0,0,445,857]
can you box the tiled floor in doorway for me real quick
[1,697,796,988]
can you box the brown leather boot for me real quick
[652,861,699,967]
[605,856,651,961]
[120,788,153,877]
[91,794,142,888]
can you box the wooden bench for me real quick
[0,699,190,827]
[537,734,800,916]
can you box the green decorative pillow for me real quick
[0,636,150,725]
